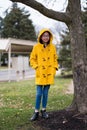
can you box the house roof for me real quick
[0,39,10,51]
[0,38,35,54]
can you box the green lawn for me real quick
[0,76,73,130]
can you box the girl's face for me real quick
[41,32,50,43]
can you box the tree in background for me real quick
[59,2,87,72]
[59,30,72,71]
[0,17,3,37]
[0,3,36,41]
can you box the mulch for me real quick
[34,109,87,130]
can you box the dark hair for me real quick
[39,31,51,44]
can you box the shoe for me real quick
[30,112,39,121]
[41,110,49,119]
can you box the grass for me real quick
[0,76,73,130]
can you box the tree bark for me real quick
[67,0,87,113]
[10,0,87,113]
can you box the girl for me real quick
[30,28,58,121]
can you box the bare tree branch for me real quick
[10,0,71,24]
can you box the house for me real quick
[0,38,35,81]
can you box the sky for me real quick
[0,0,86,42]
[0,0,67,27]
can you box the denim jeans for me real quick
[35,85,50,110]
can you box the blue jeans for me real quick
[35,85,50,110]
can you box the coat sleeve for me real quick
[30,45,38,69]
[54,46,59,70]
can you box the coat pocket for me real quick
[53,67,56,76]
[36,67,40,77]
[47,65,56,76]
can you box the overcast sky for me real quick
[0,0,86,42]
[0,0,67,26]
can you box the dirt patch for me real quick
[34,109,87,130]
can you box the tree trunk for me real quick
[67,0,87,113]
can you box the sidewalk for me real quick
[65,80,74,94]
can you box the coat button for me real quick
[42,66,45,69]
[43,74,46,78]
[42,58,46,61]
[48,57,50,60]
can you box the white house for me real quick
[0,38,35,81]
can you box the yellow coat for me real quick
[30,28,58,85]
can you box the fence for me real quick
[0,68,35,82]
